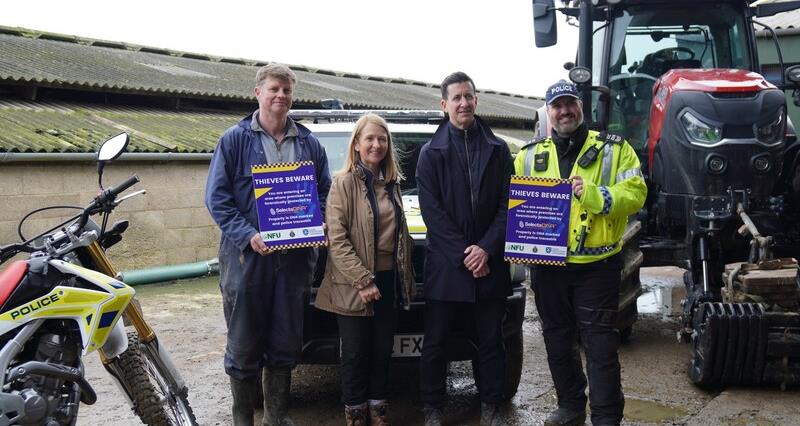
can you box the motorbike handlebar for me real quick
[109,175,140,198]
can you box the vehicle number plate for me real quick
[392,334,423,357]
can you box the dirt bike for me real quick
[0,133,197,425]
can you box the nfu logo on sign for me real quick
[264,232,281,240]
[508,244,526,252]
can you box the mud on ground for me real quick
[79,272,800,425]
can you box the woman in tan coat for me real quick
[315,113,415,426]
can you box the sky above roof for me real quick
[2,0,579,98]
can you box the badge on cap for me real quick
[545,80,580,105]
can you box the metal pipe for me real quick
[578,0,594,121]
[0,152,212,163]
[118,258,219,286]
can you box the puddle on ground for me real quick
[624,397,688,423]
[637,267,686,317]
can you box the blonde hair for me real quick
[340,113,403,182]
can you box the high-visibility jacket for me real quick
[513,130,647,264]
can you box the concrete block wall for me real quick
[0,161,220,271]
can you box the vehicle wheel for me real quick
[114,331,198,426]
[470,331,523,401]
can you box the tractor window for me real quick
[606,4,752,153]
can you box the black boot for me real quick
[544,407,586,426]
[262,367,295,426]
[422,406,443,426]
[230,376,258,426]
[480,402,503,426]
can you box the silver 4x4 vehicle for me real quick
[293,110,528,400]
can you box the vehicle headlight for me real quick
[681,111,721,145]
[755,109,784,145]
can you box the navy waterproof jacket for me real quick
[416,116,513,302]
[205,111,332,261]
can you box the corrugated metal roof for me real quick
[0,26,544,122]
[0,100,237,153]
[0,100,533,154]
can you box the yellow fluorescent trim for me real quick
[508,199,526,210]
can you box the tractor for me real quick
[532,0,800,388]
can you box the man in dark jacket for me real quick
[417,71,513,426]
[205,63,331,426]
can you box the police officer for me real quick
[515,80,646,426]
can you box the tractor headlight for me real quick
[569,66,592,85]
[681,111,722,145]
[755,109,784,145]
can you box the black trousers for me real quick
[531,254,625,425]
[420,298,506,407]
[336,270,398,406]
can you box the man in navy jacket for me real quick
[416,71,513,426]
[205,63,331,426]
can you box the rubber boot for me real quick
[480,402,503,426]
[368,401,391,426]
[262,367,295,426]
[230,376,258,426]
[345,403,369,426]
[422,406,443,426]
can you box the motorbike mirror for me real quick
[97,133,130,162]
[97,133,129,189]
[532,0,558,48]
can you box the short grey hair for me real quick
[255,63,297,87]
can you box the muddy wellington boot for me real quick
[344,403,369,426]
[422,406,443,426]
[480,402,503,426]
[230,376,258,426]
[368,401,391,426]
[262,367,295,426]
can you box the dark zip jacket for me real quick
[416,116,513,302]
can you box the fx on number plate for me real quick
[392,334,423,357]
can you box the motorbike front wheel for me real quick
[112,331,198,426]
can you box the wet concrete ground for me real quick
[78,268,800,425]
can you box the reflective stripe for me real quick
[599,186,612,215]
[616,167,643,182]
[600,143,614,186]
[568,243,617,256]
[524,147,535,176]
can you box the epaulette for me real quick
[595,131,624,145]
[520,135,548,151]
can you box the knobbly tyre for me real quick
[0,133,197,425]
[533,0,800,387]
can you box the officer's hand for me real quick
[358,283,381,304]
[249,233,272,256]
[322,222,329,247]
[473,263,490,278]
[571,175,584,198]
[464,245,488,272]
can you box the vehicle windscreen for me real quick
[604,3,752,153]
[316,132,432,192]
